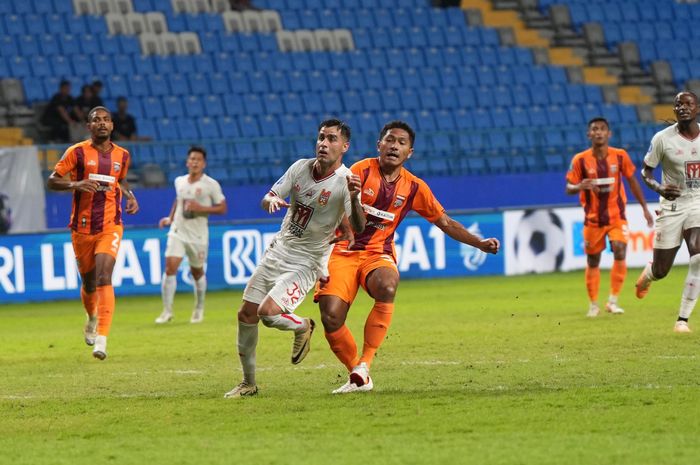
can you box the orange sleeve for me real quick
[620,150,635,178]
[54,148,77,178]
[566,154,582,184]
[413,179,445,223]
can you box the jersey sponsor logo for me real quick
[394,194,405,208]
[113,162,121,173]
[318,189,331,206]
[89,173,116,183]
[366,220,386,230]
[362,204,395,221]
[293,182,301,192]
[289,202,314,237]
[685,161,700,188]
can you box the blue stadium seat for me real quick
[218,116,240,138]
[49,56,73,79]
[143,96,164,119]
[148,74,170,97]
[279,114,303,137]
[169,74,189,96]
[239,115,261,137]
[380,89,402,112]
[209,73,230,95]
[282,93,304,114]
[197,117,221,139]
[177,118,199,140]
[263,93,283,114]
[128,74,149,98]
[157,118,178,140]
[154,56,175,74]
[361,89,382,113]
[185,95,205,118]
[189,73,211,95]
[163,95,185,118]
[105,74,128,99]
[132,55,155,75]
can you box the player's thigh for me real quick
[314,252,362,306]
[583,225,607,255]
[266,264,318,314]
[607,221,629,259]
[654,208,686,249]
[184,241,208,269]
[360,252,400,298]
[71,231,97,274]
[94,226,123,259]
[164,235,186,260]
[242,254,279,306]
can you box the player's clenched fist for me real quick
[479,238,500,254]
[347,174,361,198]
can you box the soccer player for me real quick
[224,119,366,398]
[156,146,226,324]
[635,91,700,333]
[47,106,139,360]
[315,120,500,394]
[566,117,653,317]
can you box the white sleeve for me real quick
[210,179,225,204]
[643,132,663,168]
[270,159,304,199]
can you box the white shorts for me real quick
[165,234,208,268]
[242,248,319,314]
[654,203,700,249]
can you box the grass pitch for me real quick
[2,269,700,465]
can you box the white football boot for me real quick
[84,316,98,346]
[155,309,173,324]
[92,335,107,360]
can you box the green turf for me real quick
[2,268,700,465]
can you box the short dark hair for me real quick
[676,91,698,104]
[379,120,415,147]
[59,79,70,87]
[587,117,609,129]
[92,80,103,87]
[116,96,127,104]
[87,106,111,122]
[318,119,351,141]
[188,145,207,160]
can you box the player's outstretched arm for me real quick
[626,174,654,227]
[261,192,290,213]
[434,213,500,254]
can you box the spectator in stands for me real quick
[73,84,98,122]
[565,117,653,318]
[91,80,105,107]
[229,0,259,10]
[635,91,700,333]
[112,97,150,141]
[41,80,79,143]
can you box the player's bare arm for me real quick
[640,164,681,200]
[566,178,599,195]
[159,200,177,228]
[330,216,356,247]
[347,174,366,234]
[434,213,500,254]
[261,192,290,213]
[626,174,654,227]
[185,199,227,215]
[119,179,139,214]
[47,171,99,193]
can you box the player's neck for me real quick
[678,121,700,139]
[188,172,204,182]
[591,144,608,159]
[312,160,338,180]
[379,164,401,183]
[91,138,112,153]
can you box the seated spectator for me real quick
[112,96,151,141]
[91,80,105,107]
[41,80,79,143]
[73,84,99,122]
[229,0,258,10]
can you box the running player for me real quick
[566,117,653,317]
[224,119,366,398]
[316,120,500,394]
[156,146,226,324]
[47,106,139,360]
[635,91,700,333]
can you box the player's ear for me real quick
[407,147,414,159]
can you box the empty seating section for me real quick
[0,0,673,183]
[540,0,698,87]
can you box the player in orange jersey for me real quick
[315,120,500,394]
[47,106,139,360]
[566,117,653,318]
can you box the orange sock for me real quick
[585,266,600,303]
[81,287,97,317]
[96,285,115,336]
[325,325,359,371]
[359,302,394,367]
[610,259,627,297]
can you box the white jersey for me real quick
[644,123,700,208]
[168,173,225,244]
[268,158,353,268]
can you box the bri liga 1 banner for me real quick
[0,213,504,303]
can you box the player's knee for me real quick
[652,263,671,279]
[95,274,112,287]
[82,283,96,293]
[259,315,275,327]
[320,311,343,332]
[373,284,397,302]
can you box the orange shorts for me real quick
[583,220,628,255]
[314,249,399,305]
[71,225,123,274]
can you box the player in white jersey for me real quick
[156,146,227,324]
[635,91,700,333]
[224,119,366,399]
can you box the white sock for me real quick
[260,313,305,332]
[161,273,177,313]
[193,275,206,310]
[643,262,658,282]
[679,255,700,320]
[238,321,258,385]
[608,295,618,304]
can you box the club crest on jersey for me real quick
[195,188,202,196]
[318,189,331,206]
[113,162,121,173]
[394,194,406,208]
[610,165,618,173]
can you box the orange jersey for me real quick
[566,147,635,227]
[343,158,445,258]
[53,140,131,234]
